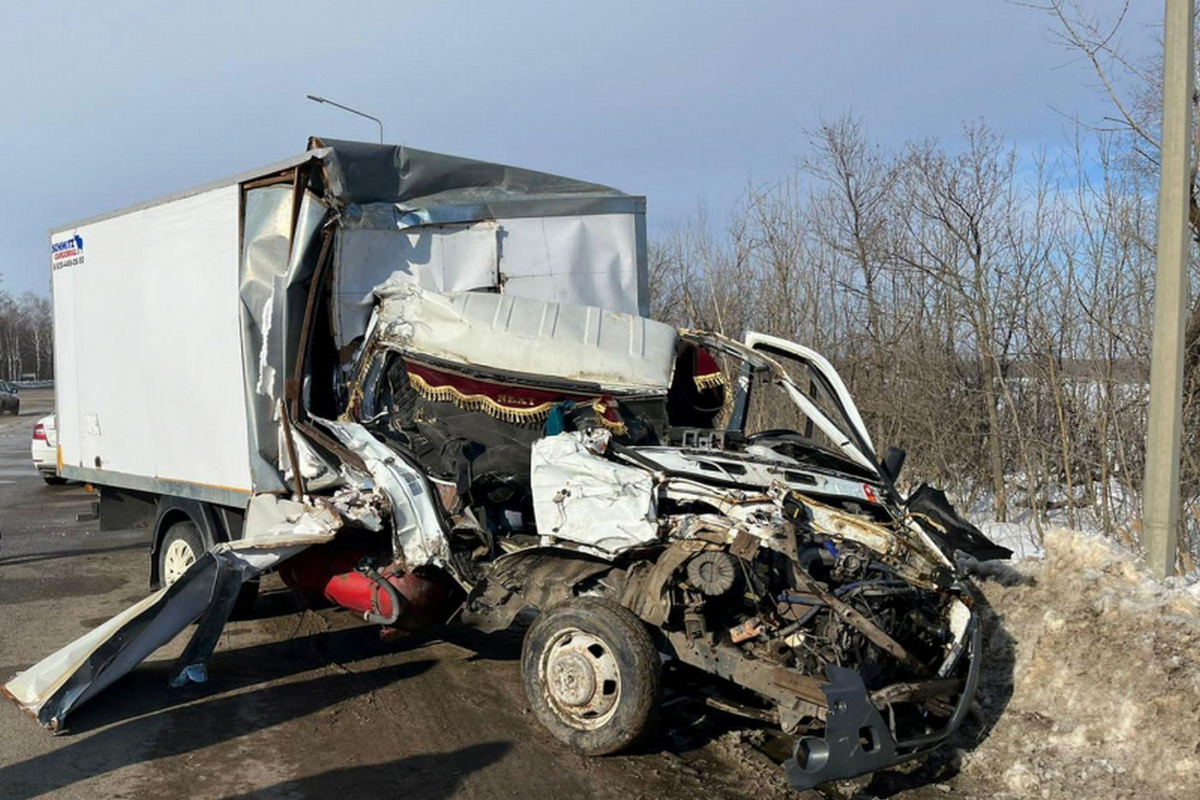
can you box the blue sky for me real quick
[0,1,1159,298]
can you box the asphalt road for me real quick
[0,390,807,800]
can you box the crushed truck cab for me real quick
[6,140,1007,792]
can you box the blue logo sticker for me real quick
[51,234,84,269]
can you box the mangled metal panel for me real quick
[372,284,677,391]
[2,495,341,730]
[310,137,647,349]
[330,212,645,348]
[238,183,330,492]
[530,431,659,554]
[319,418,450,567]
[743,331,877,460]
[686,330,881,477]
[331,216,501,344]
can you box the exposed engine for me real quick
[616,477,972,744]
[676,536,953,696]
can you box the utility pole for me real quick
[1143,0,1195,578]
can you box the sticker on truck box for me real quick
[51,234,84,270]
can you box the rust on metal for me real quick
[870,677,962,708]
[792,570,931,677]
[277,398,306,499]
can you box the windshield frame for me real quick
[679,330,882,479]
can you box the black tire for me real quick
[41,472,67,485]
[158,520,205,587]
[521,596,661,756]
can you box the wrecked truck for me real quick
[5,140,1008,792]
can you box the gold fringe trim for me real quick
[694,372,726,392]
[409,372,630,435]
[591,399,628,437]
[409,372,556,424]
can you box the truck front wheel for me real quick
[521,596,661,756]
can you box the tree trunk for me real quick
[981,348,1008,522]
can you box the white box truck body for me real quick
[50,142,648,517]
[52,181,255,505]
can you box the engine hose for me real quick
[362,566,403,626]
[777,593,825,606]
[833,579,910,597]
[780,606,821,633]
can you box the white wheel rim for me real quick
[541,627,622,730]
[163,539,196,585]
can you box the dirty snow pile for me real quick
[960,528,1200,800]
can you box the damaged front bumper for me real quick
[784,616,982,791]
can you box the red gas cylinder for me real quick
[280,544,459,633]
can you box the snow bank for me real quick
[961,528,1200,800]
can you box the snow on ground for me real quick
[956,478,1144,562]
[976,521,1045,560]
[955,528,1200,800]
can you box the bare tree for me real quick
[649,109,1169,550]
[1028,0,1200,553]
[0,288,53,381]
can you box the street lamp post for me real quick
[305,94,384,144]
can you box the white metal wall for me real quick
[331,213,644,348]
[51,184,254,497]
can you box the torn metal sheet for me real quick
[311,137,649,347]
[3,546,289,729]
[332,219,501,343]
[276,416,341,492]
[319,418,450,567]
[331,211,647,347]
[240,493,343,546]
[239,184,329,493]
[530,431,659,554]
[328,484,386,531]
[3,496,341,730]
